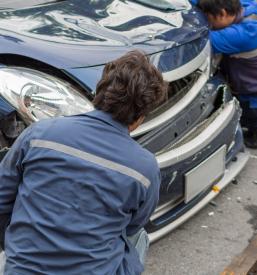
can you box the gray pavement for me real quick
[0,150,256,275]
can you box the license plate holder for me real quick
[185,145,226,203]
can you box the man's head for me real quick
[198,0,242,29]
[93,50,168,131]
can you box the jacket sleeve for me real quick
[190,0,255,7]
[210,21,257,54]
[190,0,253,6]
[241,0,257,7]
[126,159,161,236]
[0,126,32,250]
[190,0,198,5]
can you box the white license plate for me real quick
[185,145,226,203]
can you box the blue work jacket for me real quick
[0,110,160,275]
[191,0,257,54]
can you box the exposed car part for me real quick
[145,70,201,123]
[0,111,26,160]
[0,131,8,148]
[136,77,227,153]
[132,42,211,136]
[0,112,25,139]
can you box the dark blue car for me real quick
[0,0,249,243]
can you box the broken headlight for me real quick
[0,67,93,124]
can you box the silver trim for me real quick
[132,47,210,137]
[156,99,237,168]
[151,199,183,221]
[162,41,211,82]
[132,70,208,136]
[149,150,250,243]
[30,139,151,188]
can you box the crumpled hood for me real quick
[0,0,208,69]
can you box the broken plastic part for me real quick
[0,131,8,148]
[0,113,25,139]
[145,71,200,122]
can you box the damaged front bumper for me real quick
[148,149,249,243]
[145,76,249,242]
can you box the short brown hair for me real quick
[93,50,168,126]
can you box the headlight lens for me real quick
[0,67,93,124]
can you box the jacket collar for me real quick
[85,109,129,135]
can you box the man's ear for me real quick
[220,8,228,18]
[128,116,145,132]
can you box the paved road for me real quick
[1,150,256,275]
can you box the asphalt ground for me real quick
[0,149,256,275]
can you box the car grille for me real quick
[158,87,236,153]
[135,71,218,154]
[145,70,200,123]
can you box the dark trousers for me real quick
[239,100,257,131]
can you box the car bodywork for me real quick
[0,0,249,242]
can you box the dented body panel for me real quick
[0,0,207,69]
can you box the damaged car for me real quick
[0,0,249,242]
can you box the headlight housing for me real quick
[0,67,93,124]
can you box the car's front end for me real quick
[0,0,249,243]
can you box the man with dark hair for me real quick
[192,0,257,148]
[0,50,167,274]
[197,0,242,29]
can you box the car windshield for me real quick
[0,0,65,9]
[134,0,188,11]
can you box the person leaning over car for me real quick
[0,50,167,275]
[191,0,257,148]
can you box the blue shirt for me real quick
[0,110,160,275]
[191,0,257,54]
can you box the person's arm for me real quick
[0,126,32,250]
[210,21,257,54]
[241,0,257,7]
[191,0,255,7]
[126,159,161,236]
[190,0,199,5]
[243,1,257,15]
